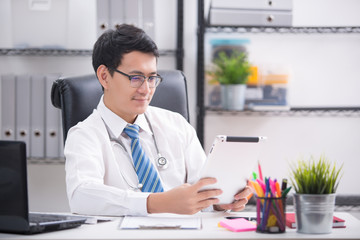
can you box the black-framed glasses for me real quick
[113,69,162,88]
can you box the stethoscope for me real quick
[102,114,169,171]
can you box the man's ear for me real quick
[97,65,110,90]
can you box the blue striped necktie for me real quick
[123,124,164,193]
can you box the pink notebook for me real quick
[219,218,257,232]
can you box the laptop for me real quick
[199,135,266,204]
[0,140,86,234]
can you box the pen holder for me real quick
[256,196,286,233]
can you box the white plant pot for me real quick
[220,84,247,110]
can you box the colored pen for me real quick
[249,180,258,196]
[252,172,257,180]
[281,178,288,191]
[275,180,281,198]
[256,179,266,192]
[250,180,264,197]
[225,216,257,221]
[261,178,270,231]
[258,162,263,181]
[247,192,254,201]
[269,178,276,196]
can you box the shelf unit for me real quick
[27,158,65,165]
[0,48,179,58]
[206,107,360,118]
[0,0,184,164]
[0,0,184,68]
[206,26,360,34]
[0,48,93,56]
[196,0,360,145]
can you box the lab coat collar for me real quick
[97,95,153,138]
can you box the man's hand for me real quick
[147,178,222,215]
[214,186,252,212]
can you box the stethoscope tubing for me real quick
[102,114,169,170]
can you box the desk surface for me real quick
[1,212,360,240]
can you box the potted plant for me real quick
[208,50,251,110]
[289,155,343,234]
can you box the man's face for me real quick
[102,51,157,123]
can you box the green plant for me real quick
[209,51,251,85]
[289,155,343,194]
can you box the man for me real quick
[64,24,251,216]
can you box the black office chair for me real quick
[51,70,190,143]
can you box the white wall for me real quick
[205,113,360,194]
[1,0,359,212]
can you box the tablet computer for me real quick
[199,135,266,204]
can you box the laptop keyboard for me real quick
[29,213,71,224]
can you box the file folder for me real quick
[1,74,16,140]
[45,74,61,158]
[142,0,155,39]
[97,0,110,36]
[110,0,125,30]
[0,0,12,48]
[124,0,139,26]
[15,75,31,157]
[67,0,96,49]
[30,75,45,158]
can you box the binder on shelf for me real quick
[97,0,110,37]
[97,0,155,38]
[0,0,12,48]
[1,74,16,140]
[109,0,125,30]
[67,0,97,50]
[45,74,61,158]
[124,0,139,26]
[141,0,155,39]
[15,75,31,157]
[30,75,46,158]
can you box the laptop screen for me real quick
[0,140,30,231]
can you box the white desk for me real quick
[1,212,359,240]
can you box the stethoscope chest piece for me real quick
[156,155,168,170]
[103,114,170,173]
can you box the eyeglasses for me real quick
[113,69,162,88]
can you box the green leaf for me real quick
[289,155,343,194]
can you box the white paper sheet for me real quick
[119,214,201,230]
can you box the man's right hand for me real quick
[147,177,222,214]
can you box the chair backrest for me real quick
[51,70,189,142]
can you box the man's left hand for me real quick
[214,186,253,212]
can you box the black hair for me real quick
[92,24,159,76]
